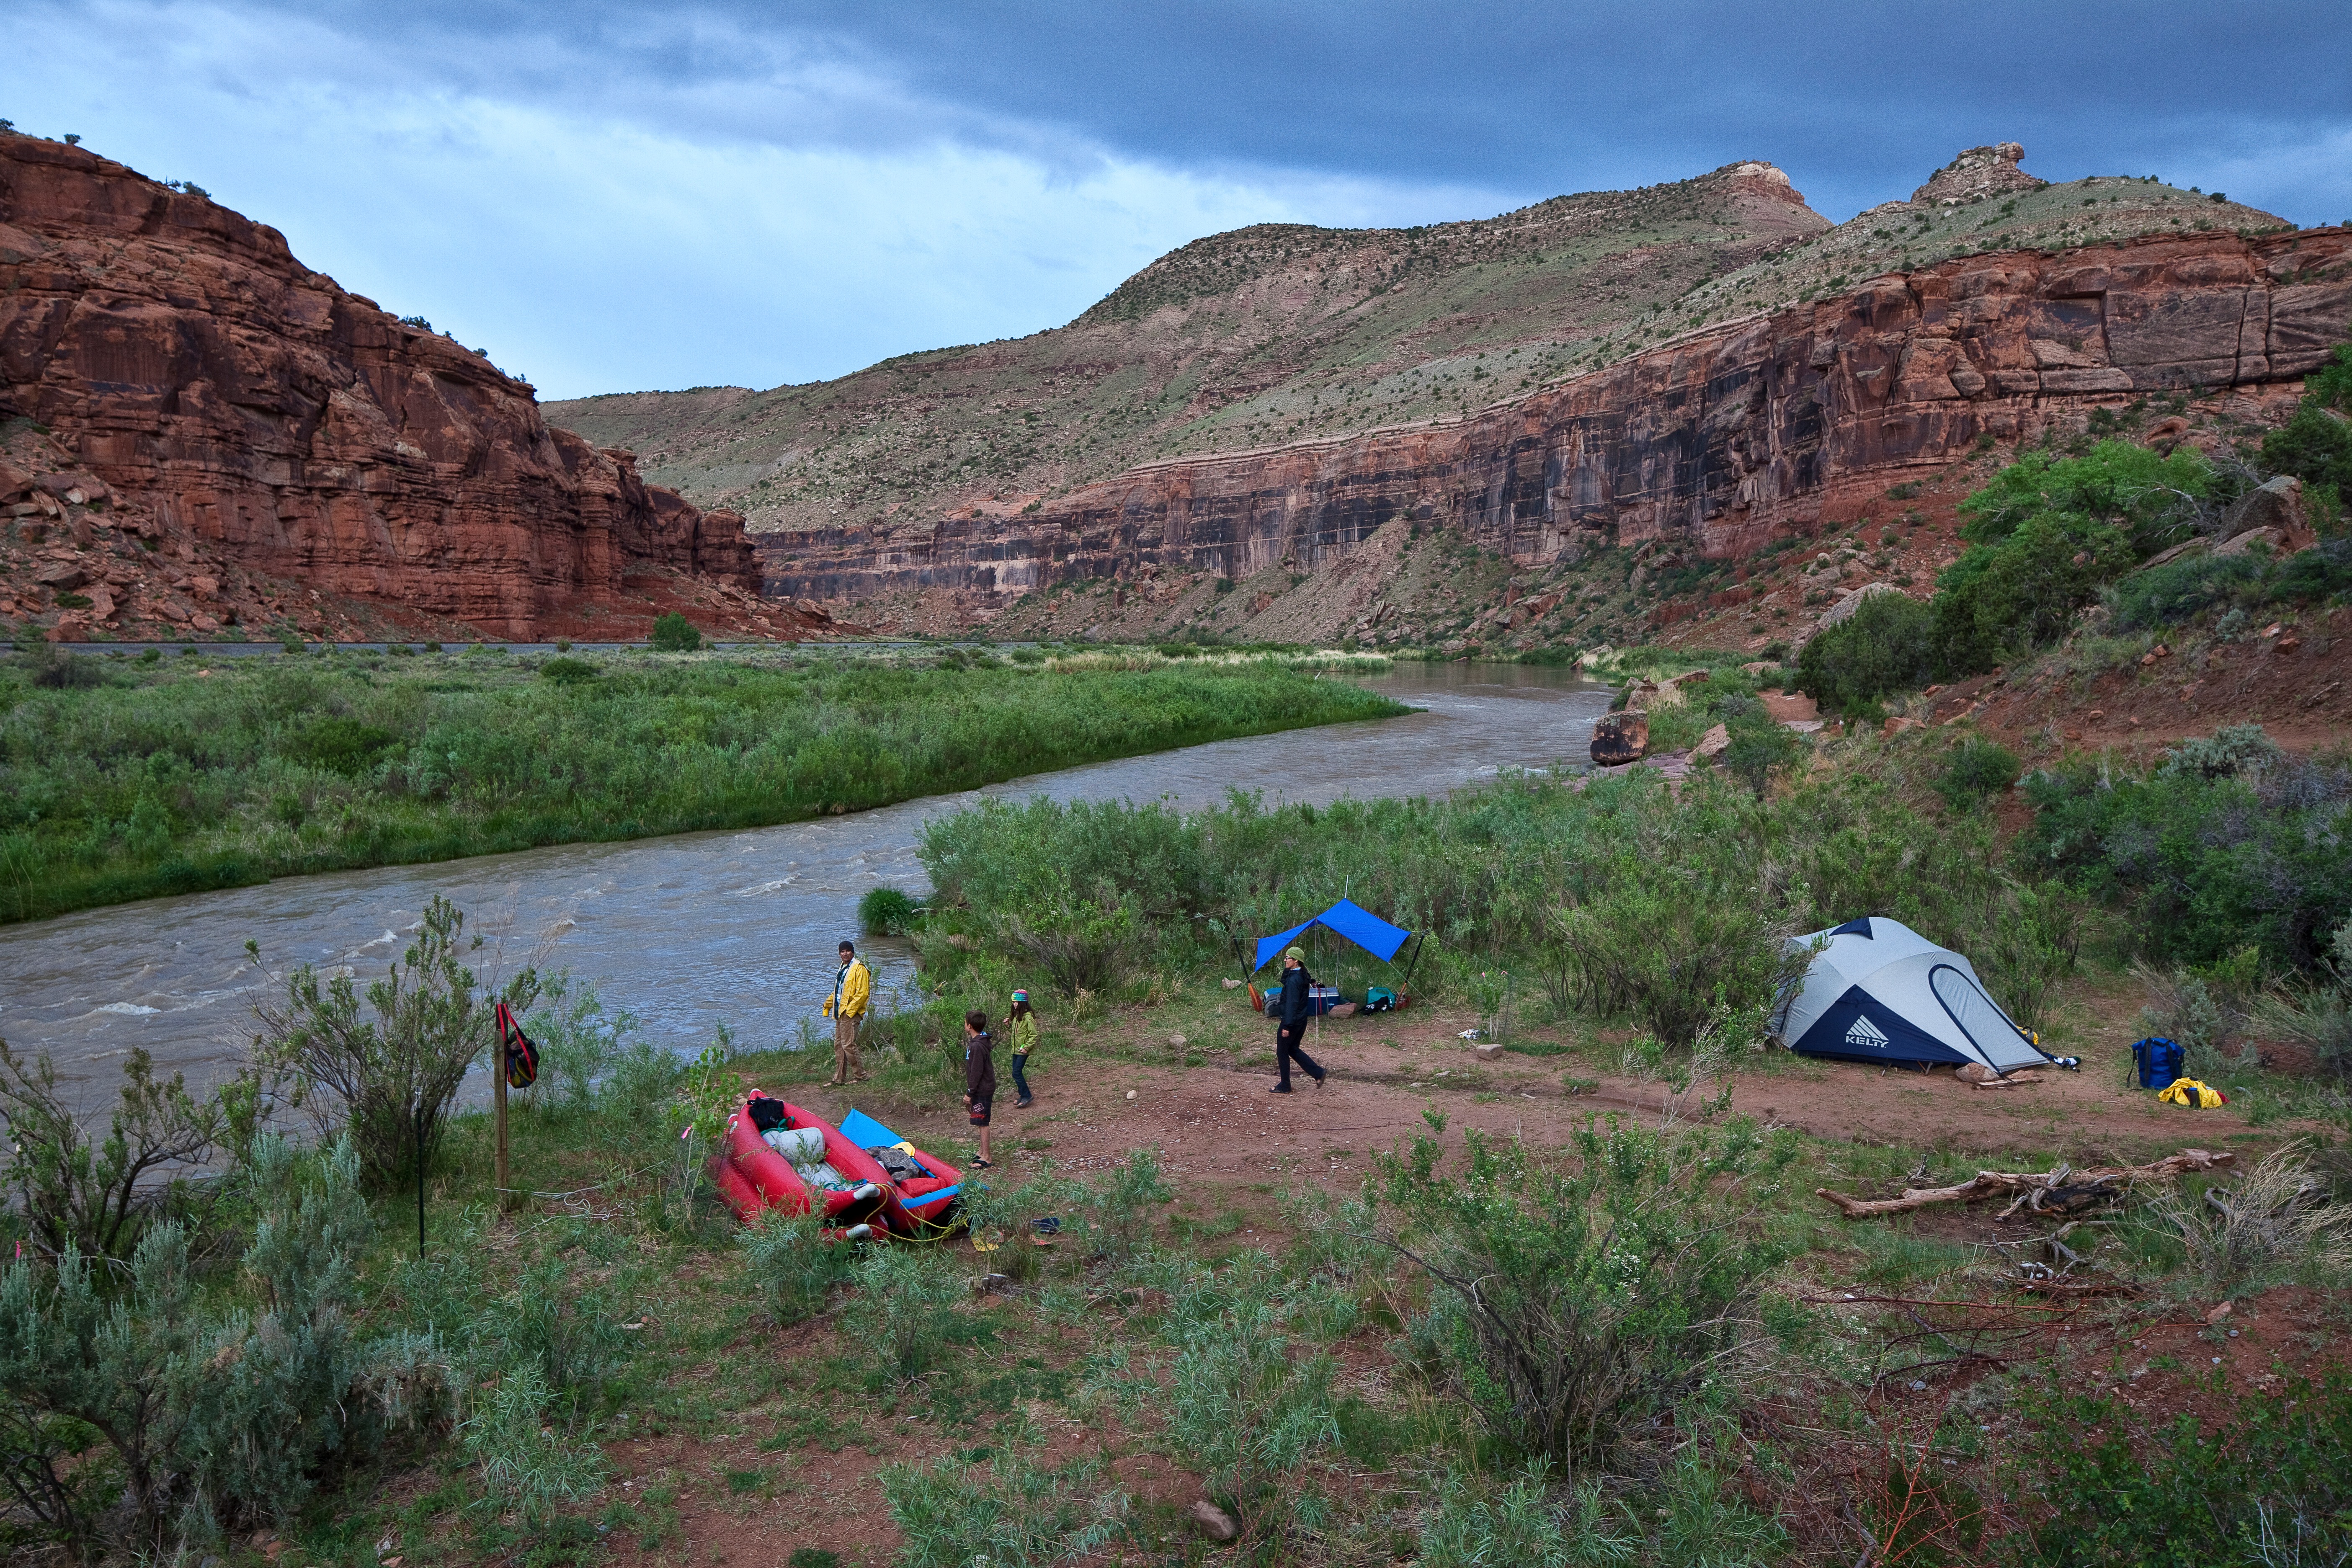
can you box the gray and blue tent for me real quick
[1771,916,2051,1075]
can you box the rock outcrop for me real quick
[1912,143,2043,206]
[760,225,2352,613]
[0,134,769,640]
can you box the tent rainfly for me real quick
[1771,916,2052,1075]
[1250,898,1421,974]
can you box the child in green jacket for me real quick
[1007,990,1038,1108]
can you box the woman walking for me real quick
[1270,945,1327,1093]
[1007,990,1038,1108]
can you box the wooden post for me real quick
[415,1105,427,1259]
[493,1036,512,1213]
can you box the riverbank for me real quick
[0,644,1408,924]
[7,947,2342,1568]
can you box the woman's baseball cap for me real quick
[1011,989,1029,1002]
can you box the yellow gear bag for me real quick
[2158,1077,2227,1108]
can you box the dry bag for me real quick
[494,1000,539,1090]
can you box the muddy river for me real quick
[0,662,1609,1103]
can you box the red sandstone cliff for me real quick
[759,226,2352,615]
[0,134,777,640]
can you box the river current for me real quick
[0,662,1609,1104]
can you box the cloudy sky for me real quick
[11,1,2348,400]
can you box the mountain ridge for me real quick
[547,145,2292,548]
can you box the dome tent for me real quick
[1770,916,2051,1075]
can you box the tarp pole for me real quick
[1400,931,1426,995]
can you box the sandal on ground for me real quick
[971,1158,993,1169]
[1016,1097,1035,1109]
[1313,1070,1328,1088]
[1269,1083,1294,1094]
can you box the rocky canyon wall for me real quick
[0,135,761,639]
[760,227,2352,611]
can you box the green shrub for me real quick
[741,1210,859,1326]
[1363,1117,1792,1470]
[648,612,701,652]
[1957,438,2210,555]
[1417,1461,1635,1568]
[855,1247,962,1380]
[1543,849,1802,1047]
[993,869,1142,998]
[0,1137,447,1556]
[538,655,599,685]
[881,1450,1126,1568]
[286,714,399,773]
[2022,733,2352,970]
[461,1361,608,1522]
[250,895,542,1190]
[2157,722,2282,781]
[1165,1277,1339,1535]
[2309,343,2352,411]
[0,1041,234,1264]
[1935,511,2135,671]
[2020,1371,2352,1568]
[858,885,919,936]
[1796,591,1941,714]
[2104,551,2267,630]
[1070,1148,1173,1263]
[1935,738,2021,809]
[1719,708,1804,795]
[2272,534,2352,607]
[2261,405,2352,498]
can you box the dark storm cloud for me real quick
[258,0,2352,218]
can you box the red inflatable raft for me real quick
[837,1108,965,1237]
[709,1095,892,1231]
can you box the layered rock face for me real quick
[0,135,762,639]
[762,226,2352,611]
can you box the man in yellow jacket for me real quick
[822,939,872,1086]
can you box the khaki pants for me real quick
[832,1014,863,1083]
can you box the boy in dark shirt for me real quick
[963,1009,996,1168]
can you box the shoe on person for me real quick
[972,1158,993,1169]
[1269,1083,1294,1094]
[852,1073,869,1082]
[1016,1097,1035,1109]
[1313,1069,1328,1088]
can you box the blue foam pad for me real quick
[838,1108,900,1150]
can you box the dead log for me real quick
[1814,1149,2233,1220]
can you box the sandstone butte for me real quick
[0,133,825,643]
[760,224,2352,617]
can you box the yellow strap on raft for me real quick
[2158,1077,2227,1108]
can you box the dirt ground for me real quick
[605,970,2334,1568]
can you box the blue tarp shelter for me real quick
[1251,899,1417,972]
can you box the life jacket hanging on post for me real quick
[494,1001,539,1090]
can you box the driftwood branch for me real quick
[1815,1149,2234,1220]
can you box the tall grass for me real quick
[0,649,1404,923]
[919,766,2081,1025]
